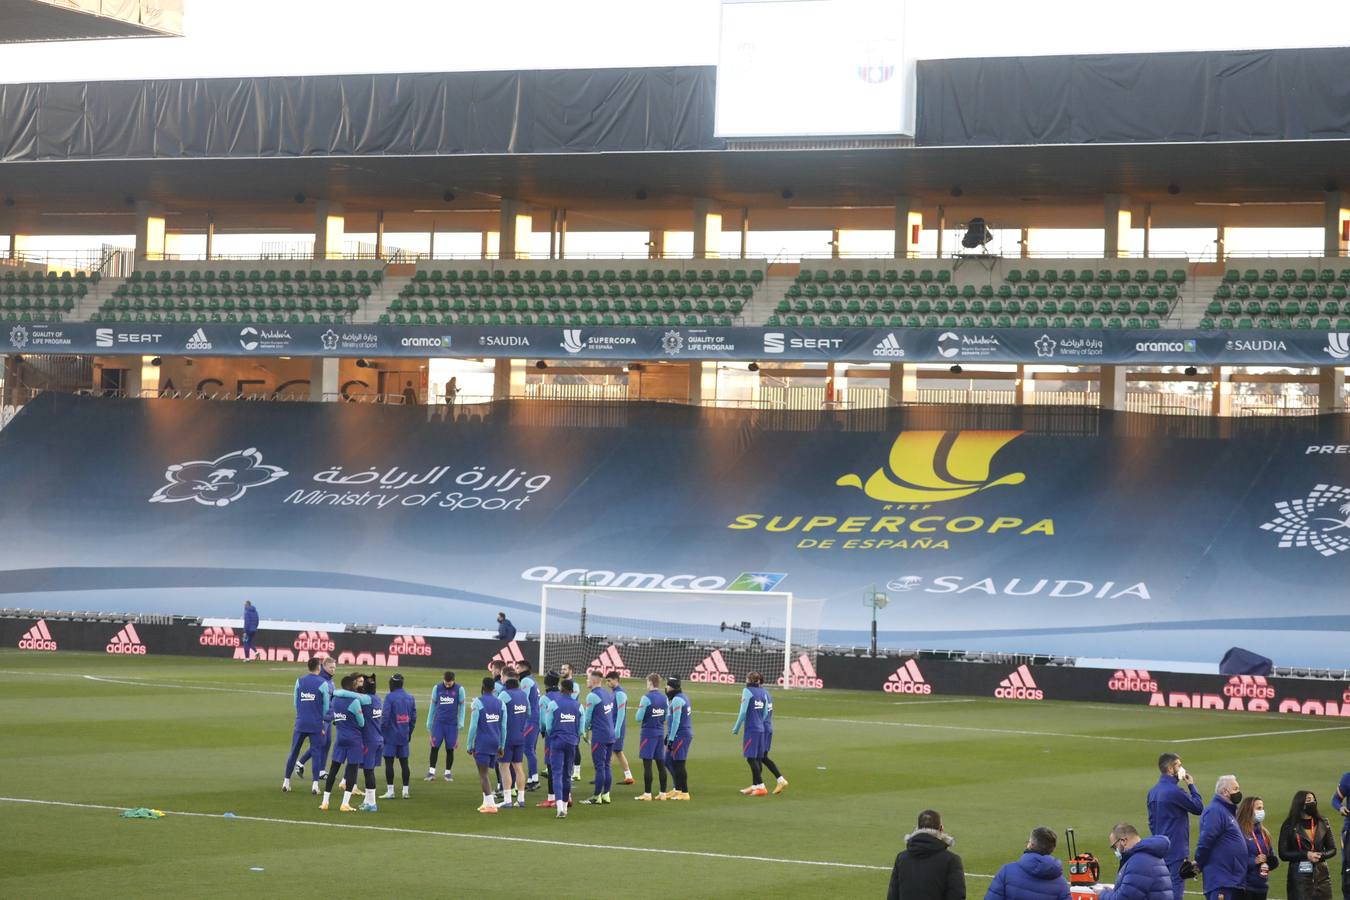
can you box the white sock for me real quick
[401,785,409,797]
[558,800,567,813]
[322,791,331,804]
[777,775,788,784]
[428,767,436,776]
[547,793,555,801]
[366,788,376,805]
[341,790,352,806]
[517,788,526,802]
[282,777,290,789]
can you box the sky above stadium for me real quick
[1,0,1347,84]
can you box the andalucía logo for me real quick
[1261,484,1350,557]
[883,659,932,694]
[994,664,1043,700]
[1108,669,1157,693]
[106,623,147,655]
[150,448,288,508]
[388,634,432,656]
[199,626,240,647]
[18,619,56,651]
[778,653,823,689]
[588,644,631,677]
[293,631,336,653]
[491,640,525,667]
[690,649,737,684]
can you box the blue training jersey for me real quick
[612,686,628,738]
[382,688,416,744]
[360,694,383,753]
[428,682,465,733]
[293,672,331,732]
[544,694,582,747]
[763,688,774,735]
[503,687,529,744]
[332,690,366,743]
[520,675,540,724]
[637,689,668,736]
[668,693,692,740]
[583,685,617,743]
[539,689,561,737]
[466,694,505,755]
[733,685,768,734]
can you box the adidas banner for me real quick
[1,393,1350,665]
[5,320,1350,364]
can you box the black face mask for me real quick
[1304,802,1317,816]
[1228,791,1243,805]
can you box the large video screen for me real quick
[715,0,909,138]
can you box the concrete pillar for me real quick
[1216,226,1227,265]
[492,359,526,399]
[308,357,339,401]
[740,208,750,260]
[133,201,166,263]
[375,211,385,260]
[1324,191,1349,258]
[314,201,345,261]
[482,231,499,260]
[647,229,666,260]
[1142,202,1152,259]
[547,209,559,260]
[1318,367,1346,413]
[499,199,532,261]
[123,356,160,398]
[1019,227,1031,260]
[830,228,841,260]
[1211,366,1233,417]
[936,206,945,259]
[1104,193,1131,259]
[4,235,16,260]
[693,198,721,259]
[687,362,704,404]
[893,196,921,259]
[1014,364,1027,404]
[1099,366,1127,410]
[205,214,215,261]
[887,363,919,404]
[557,209,567,260]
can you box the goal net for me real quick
[539,585,824,690]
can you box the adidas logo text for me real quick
[199,626,240,647]
[689,649,737,684]
[1224,675,1275,700]
[883,659,932,694]
[18,619,57,651]
[293,631,335,652]
[872,332,905,358]
[1108,668,1157,693]
[388,635,432,656]
[994,664,1043,700]
[185,328,213,350]
[105,622,148,655]
[778,653,823,689]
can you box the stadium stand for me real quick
[768,259,1189,329]
[0,268,97,323]
[1200,263,1350,330]
[380,260,766,328]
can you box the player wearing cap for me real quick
[665,677,693,801]
[381,674,417,800]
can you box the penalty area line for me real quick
[0,795,892,873]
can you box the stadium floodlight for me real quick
[960,217,993,250]
[540,584,822,690]
[864,587,889,658]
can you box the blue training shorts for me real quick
[637,734,666,761]
[667,736,692,761]
[362,743,383,769]
[500,743,524,764]
[473,751,499,768]
[383,742,409,760]
[330,740,363,766]
[741,732,766,759]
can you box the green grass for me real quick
[1,650,1344,899]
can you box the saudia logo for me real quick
[837,430,1026,504]
[728,431,1051,549]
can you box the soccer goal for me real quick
[538,584,824,690]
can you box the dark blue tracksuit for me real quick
[382,688,416,759]
[1148,773,1205,900]
[283,672,330,779]
[242,605,259,657]
[1196,794,1248,900]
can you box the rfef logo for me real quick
[778,653,823,689]
[491,640,525,667]
[690,649,737,684]
[995,664,1043,700]
[1224,675,1276,700]
[106,623,147,655]
[837,430,1027,503]
[388,635,432,656]
[293,631,336,653]
[199,626,240,647]
[883,659,932,694]
[18,619,56,651]
[1108,669,1157,693]
[588,644,631,677]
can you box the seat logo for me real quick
[837,430,1026,503]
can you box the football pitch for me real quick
[2,651,1345,899]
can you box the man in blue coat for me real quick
[1148,753,1204,900]
[1196,775,1247,900]
[985,827,1071,900]
[242,600,259,660]
[1098,824,1174,900]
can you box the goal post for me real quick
[538,584,823,690]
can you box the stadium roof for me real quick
[0,0,182,43]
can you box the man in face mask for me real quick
[1148,753,1204,900]
[1096,823,1173,900]
[1196,775,1248,900]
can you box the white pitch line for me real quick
[892,699,980,706]
[1169,724,1350,743]
[0,796,889,872]
[81,674,288,697]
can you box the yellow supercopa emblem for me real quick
[836,430,1026,503]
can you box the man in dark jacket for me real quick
[986,827,1071,900]
[1098,824,1174,900]
[888,809,966,900]
[496,612,517,643]
[1148,753,1203,900]
[242,600,260,661]
[1196,775,1248,900]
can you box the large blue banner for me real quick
[1,394,1348,666]
[6,320,1350,364]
